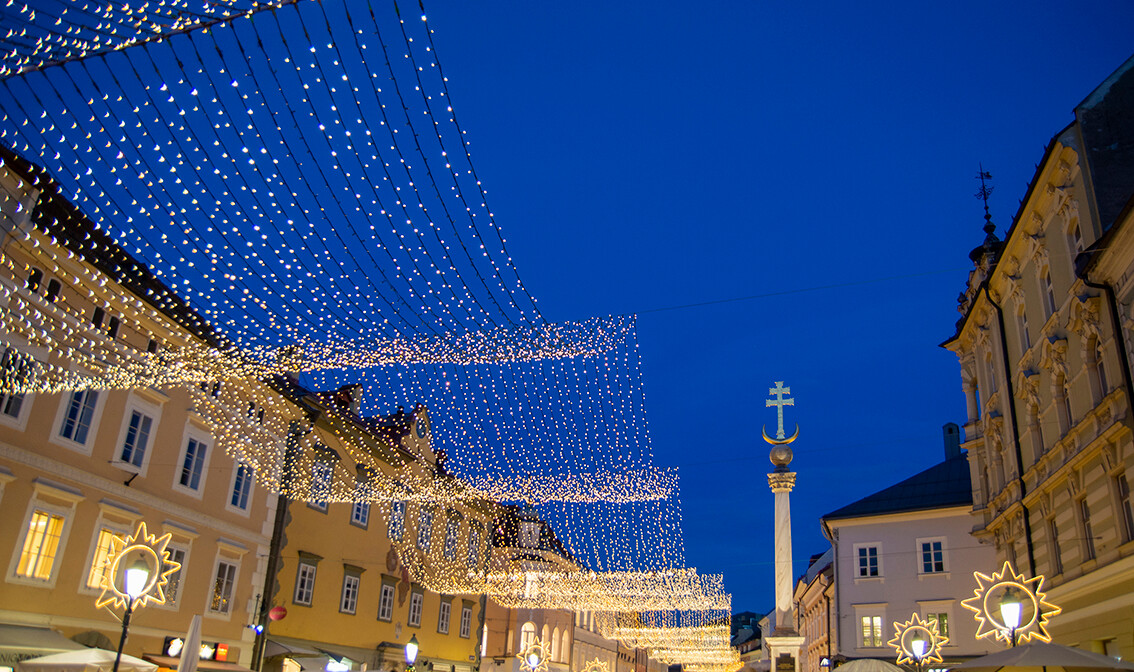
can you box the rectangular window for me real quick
[351,501,370,528]
[467,525,481,568]
[857,546,879,577]
[230,466,253,510]
[444,517,460,560]
[340,574,360,614]
[1081,498,1096,560]
[378,584,395,621]
[1,392,25,419]
[1048,518,1063,575]
[16,510,65,580]
[86,528,121,589]
[860,615,883,647]
[408,591,423,627]
[179,438,208,490]
[166,547,187,606]
[311,461,333,511]
[920,540,945,573]
[459,605,472,638]
[1118,474,1134,543]
[438,601,451,634]
[417,509,433,552]
[294,562,317,606]
[119,410,154,468]
[60,390,99,445]
[926,613,948,638]
[209,560,237,614]
[1071,223,1084,254]
[389,501,405,540]
[1043,271,1057,318]
[1018,310,1030,352]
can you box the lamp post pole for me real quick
[112,598,134,672]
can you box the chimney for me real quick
[943,422,961,459]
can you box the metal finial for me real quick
[975,165,995,236]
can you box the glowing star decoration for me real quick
[517,639,550,672]
[961,561,1061,645]
[94,522,180,610]
[582,659,609,672]
[888,612,948,666]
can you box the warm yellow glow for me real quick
[961,561,1061,645]
[16,509,65,580]
[94,522,181,610]
[888,612,948,665]
[517,638,549,672]
[582,659,609,672]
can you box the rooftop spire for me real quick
[975,164,996,237]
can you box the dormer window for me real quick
[91,307,105,328]
[44,279,61,303]
[520,519,540,549]
[27,268,42,292]
[107,316,120,339]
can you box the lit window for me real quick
[86,528,122,589]
[165,547,187,607]
[310,460,333,510]
[459,605,472,638]
[60,390,99,445]
[119,410,154,468]
[340,574,360,614]
[520,622,536,651]
[294,562,316,606]
[860,615,883,647]
[179,438,208,490]
[926,613,948,638]
[16,510,65,580]
[408,591,423,627]
[378,584,395,621]
[209,560,237,614]
[467,524,481,568]
[438,601,451,634]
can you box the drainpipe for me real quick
[982,285,1037,576]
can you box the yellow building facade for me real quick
[943,55,1134,658]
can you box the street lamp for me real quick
[909,631,928,672]
[113,555,152,672]
[998,586,1023,647]
[405,635,419,672]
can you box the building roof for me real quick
[822,453,971,522]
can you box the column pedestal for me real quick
[764,635,806,672]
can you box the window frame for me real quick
[408,588,424,627]
[853,543,882,579]
[416,507,434,552]
[916,537,947,575]
[437,599,451,634]
[293,561,317,607]
[173,425,214,498]
[51,389,106,455]
[339,570,361,615]
[459,604,472,638]
[226,464,255,515]
[0,389,32,431]
[160,544,190,610]
[388,501,406,540]
[206,556,240,618]
[351,500,370,529]
[112,394,163,477]
[377,581,396,622]
[9,501,73,587]
[443,513,461,561]
[81,523,129,592]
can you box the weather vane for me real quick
[976,165,996,236]
[762,381,798,445]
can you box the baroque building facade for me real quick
[942,54,1134,657]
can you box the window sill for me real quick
[918,571,950,580]
[853,576,884,584]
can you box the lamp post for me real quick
[998,586,1023,647]
[113,555,152,672]
[909,631,928,672]
[405,635,419,672]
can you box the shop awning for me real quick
[143,655,255,672]
[0,625,85,666]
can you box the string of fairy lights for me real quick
[0,0,742,667]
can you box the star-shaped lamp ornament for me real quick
[961,561,1061,645]
[582,659,609,672]
[517,639,550,672]
[888,612,948,665]
[94,522,181,610]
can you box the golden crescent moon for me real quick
[762,424,800,445]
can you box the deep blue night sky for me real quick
[413,1,1134,612]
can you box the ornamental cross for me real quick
[765,381,794,440]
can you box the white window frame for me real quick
[467,524,481,568]
[50,389,107,455]
[173,425,214,498]
[0,389,33,431]
[916,537,948,575]
[205,556,240,619]
[918,600,954,640]
[293,561,317,606]
[226,464,255,516]
[408,590,424,627]
[377,583,395,622]
[160,544,190,610]
[340,573,360,615]
[112,393,163,477]
[459,605,472,638]
[853,542,882,580]
[417,508,433,552]
[80,521,129,593]
[7,496,76,588]
[853,604,887,649]
[389,501,406,540]
[309,460,333,512]
[443,515,460,560]
[351,500,370,529]
[438,600,451,634]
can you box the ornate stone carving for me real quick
[1039,337,1069,382]
[1026,234,1049,268]
[1003,274,1025,306]
[767,471,796,493]
[1015,369,1042,410]
[1066,294,1102,346]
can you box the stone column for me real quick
[765,446,804,672]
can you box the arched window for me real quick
[1056,374,1072,434]
[551,628,560,661]
[541,624,550,649]
[1088,337,1109,403]
[560,630,570,662]
[520,622,536,652]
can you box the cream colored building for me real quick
[942,54,1134,657]
[0,148,271,669]
[793,550,832,672]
